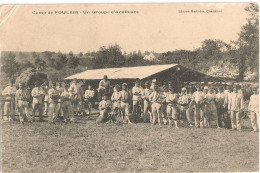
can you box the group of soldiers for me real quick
[0,75,259,132]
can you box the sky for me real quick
[0,3,249,53]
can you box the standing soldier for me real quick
[41,81,49,116]
[206,87,217,127]
[119,83,132,124]
[15,83,31,124]
[178,87,192,126]
[191,85,205,128]
[166,86,179,128]
[61,83,74,123]
[98,75,111,100]
[248,87,259,132]
[56,81,64,119]
[132,79,143,122]
[161,84,168,125]
[31,82,44,122]
[224,85,233,129]
[69,79,82,116]
[229,85,244,131]
[84,84,95,117]
[149,84,163,125]
[2,80,16,121]
[216,86,226,128]
[111,84,121,122]
[48,82,60,124]
[142,81,152,123]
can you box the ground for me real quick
[1,114,259,173]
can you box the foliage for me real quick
[1,52,20,79]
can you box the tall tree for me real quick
[234,3,259,79]
[1,52,20,79]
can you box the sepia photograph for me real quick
[0,3,259,172]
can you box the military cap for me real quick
[122,83,127,86]
[181,87,187,91]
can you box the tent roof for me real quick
[65,64,179,80]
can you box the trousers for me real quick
[250,111,259,131]
[4,101,14,120]
[152,102,162,124]
[32,102,43,121]
[48,103,59,123]
[230,111,241,130]
[17,100,31,122]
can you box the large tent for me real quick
[65,64,219,91]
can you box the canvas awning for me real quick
[64,64,218,82]
[65,64,179,80]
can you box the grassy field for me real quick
[1,114,259,173]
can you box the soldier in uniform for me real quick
[41,81,49,116]
[111,84,121,122]
[2,80,16,121]
[56,81,64,119]
[119,83,132,124]
[15,83,31,124]
[142,81,152,123]
[132,79,143,123]
[84,84,95,116]
[178,87,192,126]
[69,79,83,116]
[98,75,111,100]
[216,86,226,128]
[96,93,113,124]
[31,82,44,122]
[166,86,179,128]
[191,85,205,128]
[248,87,259,132]
[61,83,75,123]
[149,84,163,125]
[48,82,60,124]
[228,85,244,131]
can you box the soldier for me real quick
[206,87,217,127]
[119,83,132,124]
[41,81,49,116]
[69,79,83,116]
[111,84,121,122]
[56,81,64,118]
[84,84,95,116]
[150,79,156,91]
[2,80,16,121]
[166,86,179,128]
[161,84,168,125]
[15,83,31,124]
[31,81,44,122]
[98,75,111,100]
[48,82,60,124]
[132,79,143,122]
[96,93,113,124]
[178,87,192,126]
[191,85,205,128]
[149,84,163,125]
[228,85,244,131]
[141,81,152,123]
[224,85,233,129]
[216,86,227,128]
[61,83,74,123]
[248,87,259,132]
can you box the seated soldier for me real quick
[96,93,113,124]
